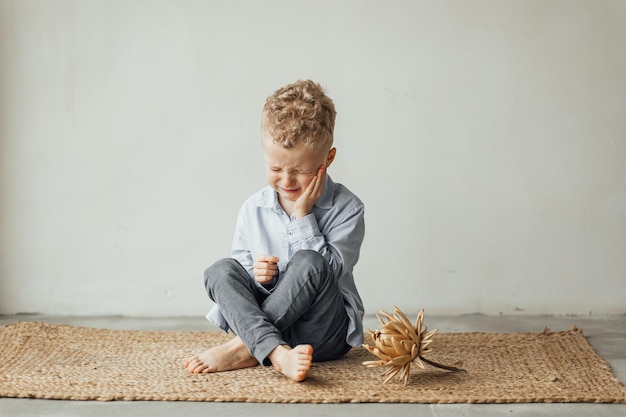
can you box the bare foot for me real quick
[269,344,313,382]
[183,336,258,374]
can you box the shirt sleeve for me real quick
[230,205,254,276]
[230,202,276,295]
[285,199,365,282]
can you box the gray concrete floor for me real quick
[1,313,625,417]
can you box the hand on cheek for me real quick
[293,165,326,218]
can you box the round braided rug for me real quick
[1,321,625,403]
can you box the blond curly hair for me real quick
[262,80,336,151]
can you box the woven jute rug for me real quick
[1,321,625,403]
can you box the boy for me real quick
[184,80,365,382]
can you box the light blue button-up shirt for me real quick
[206,175,366,347]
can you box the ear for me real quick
[325,147,337,168]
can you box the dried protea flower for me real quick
[362,307,465,385]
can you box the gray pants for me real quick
[204,250,351,365]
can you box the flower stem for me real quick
[419,355,467,373]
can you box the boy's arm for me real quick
[230,206,255,277]
[289,169,365,280]
[231,204,279,293]
[286,199,365,281]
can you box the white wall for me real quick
[1,0,625,317]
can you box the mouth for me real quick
[280,187,300,194]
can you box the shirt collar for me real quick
[260,175,335,211]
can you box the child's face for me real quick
[262,136,335,205]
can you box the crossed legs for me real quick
[184,250,349,382]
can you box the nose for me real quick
[280,172,296,187]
